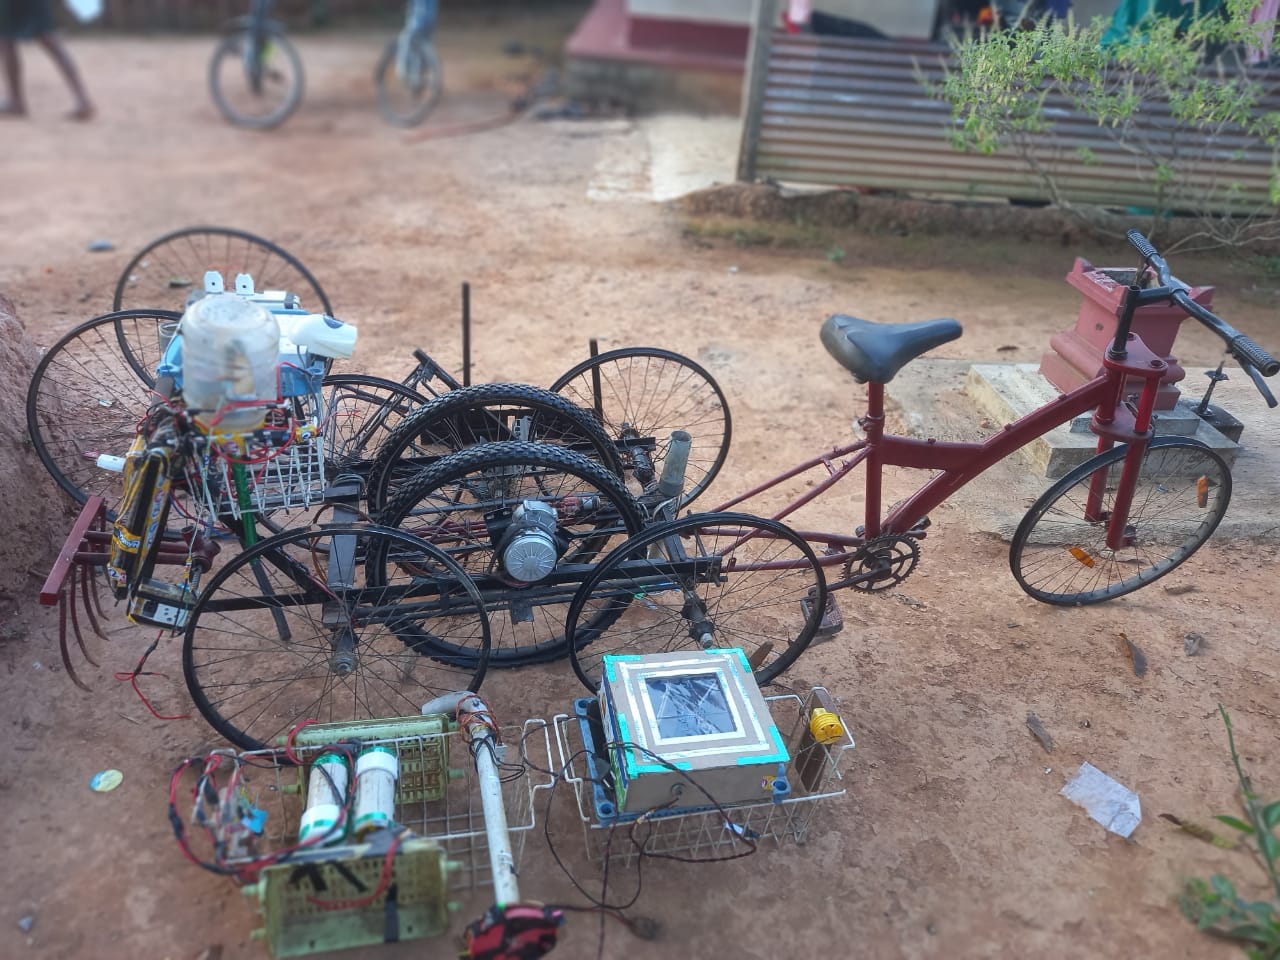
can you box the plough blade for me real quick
[40,497,111,692]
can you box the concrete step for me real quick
[883,358,1277,541]
[965,362,1240,479]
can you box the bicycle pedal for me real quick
[801,592,844,642]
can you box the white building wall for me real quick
[626,0,943,38]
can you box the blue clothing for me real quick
[1102,0,1226,46]
[0,0,56,39]
[408,0,439,38]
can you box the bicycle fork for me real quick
[1086,286,1178,552]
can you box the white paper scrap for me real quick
[1060,762,1142,838]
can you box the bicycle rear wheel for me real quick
[365,383,624,512]
[113,225,332,319]
[565,512,825,692]
[551,347,731,507]
[209,24,304,129]
[374,34,443,127]
[27,310,180,510]
[377,441,644,666]
[183,523,490,751]
[1009,437,1231,605]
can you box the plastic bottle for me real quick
[178,293,280,432]
[298,750,350,846]
[353,746,399,839]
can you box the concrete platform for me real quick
[965,362,1241,479]
[883,358,1280,541]
[564,0,746,112]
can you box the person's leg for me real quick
[0,38,26,115]
[34,32,93,119]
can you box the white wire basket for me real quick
[554,687,853,866]
[187,418,328,523]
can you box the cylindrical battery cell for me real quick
[298,750,350,845]
[353,746,399,839]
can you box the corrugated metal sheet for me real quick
[742,32,1280,211]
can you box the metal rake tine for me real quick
[65,573,98,672]
[77,563,107,644]
[71,566,102,665]
[58,590,93,693]
[86,563,109,625]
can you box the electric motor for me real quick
[500,500,560,583]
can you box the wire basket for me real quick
[211,715,554,958]
[187,418,328,523]
[554,688,853,867]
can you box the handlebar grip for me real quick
[412,348,432,365]
[1230,334,1280,377]
[1125,229,1159,262]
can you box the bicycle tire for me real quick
[319,374,430,479]
[209,24,304,130]
[113,225,333,320]
[27,310,180,511]
[364,382,623,513]
[374,34,443,128]
[565,512,825,692]
[377,441,645,666]
[551,347,732,507]
[1009,436,1232,605]
[183,522,490,750]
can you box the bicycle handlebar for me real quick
[1125,229,1280,384]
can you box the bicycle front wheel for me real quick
[1009,437,1232,605]
[320,374,429,479]
[374,34,443,128]
[183,523,490,750]
[209,25,304,129]
[27,310,180,510]
[114,225,333,317]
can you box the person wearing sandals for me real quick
[1,0,95,120]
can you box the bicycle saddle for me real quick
[820,315,963,384]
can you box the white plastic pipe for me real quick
[463,698,520,906]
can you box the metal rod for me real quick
[463,698,520,906]
[462,282,472,388]
[589,338,603,424]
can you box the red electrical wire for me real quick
[284,718,320,766]
[115,632,191,720]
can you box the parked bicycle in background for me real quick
[208,0,304,129]
[375,0,444,127]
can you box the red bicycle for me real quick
[560,229,1279,690]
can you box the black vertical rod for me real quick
[589,338,604,422]
[462,282,472,388]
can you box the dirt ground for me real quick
[4,8,1280,960]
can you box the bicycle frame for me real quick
[712,323,1171,584]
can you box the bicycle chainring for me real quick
[845,535,920,592]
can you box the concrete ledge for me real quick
[884,358,1280,541]
[564,56,744,113]
[966,362,1241,479]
